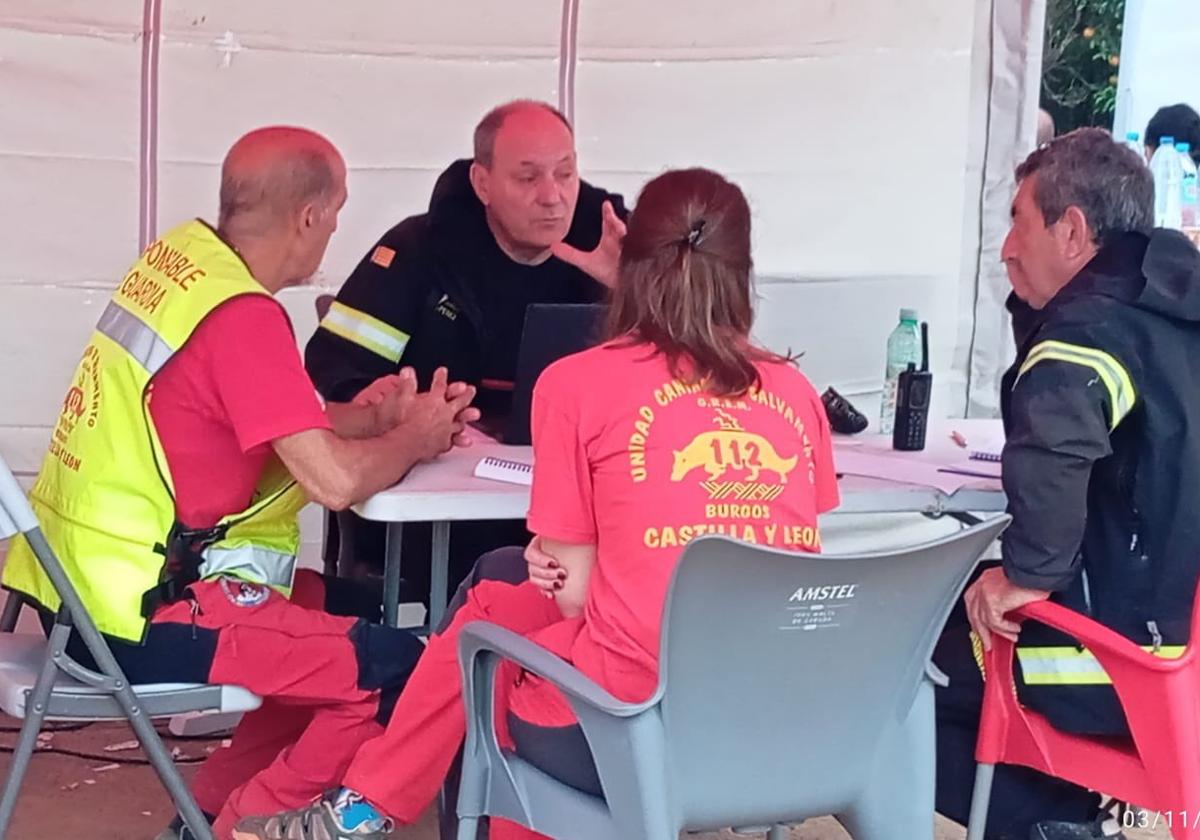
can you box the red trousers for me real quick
[144,571,422,838]
[344,549,585,840]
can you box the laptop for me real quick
[499,303,607,445]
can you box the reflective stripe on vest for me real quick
[1017,645,1185,685]
[1017,340,1136,430]
[198,472,303,583]
[96,301,174,376]
[200,545,296,586]
[319,300,409,363]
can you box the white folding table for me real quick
[354,420,1007,629]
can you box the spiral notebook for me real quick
[938,435,1003,481]
[968,445,1003,463]
[473,455,534,486]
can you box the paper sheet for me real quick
[833,448,993,494]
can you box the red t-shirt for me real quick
[147,296,331,528]
[526,341,839,703]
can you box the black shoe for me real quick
[821,387,868,435]
[1029,817,1125,839]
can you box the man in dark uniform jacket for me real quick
[935,129,1200,840]
[305,99,626,596]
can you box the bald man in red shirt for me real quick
[28,127,480,840]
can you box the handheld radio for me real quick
[892,322,932,451]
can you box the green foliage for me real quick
[1041,0,1125,132]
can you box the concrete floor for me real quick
[0,719,1171,840]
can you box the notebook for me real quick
[949,429,1003,462]
[968,445,1003,463]
[473,455,534,486]
[938,437,1003,481]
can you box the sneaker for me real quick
[1030,815,1125,839]
[233,789,394,840]
[821,387,868,435]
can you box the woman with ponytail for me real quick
[235,169,839,840]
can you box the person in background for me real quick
[1144,102,1200,164]
[234,167,840,840]
[1037,108,1056,147]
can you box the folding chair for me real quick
[455,517,1010,840]
[0,453,261,840]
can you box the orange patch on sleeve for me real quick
[371,246,396,268]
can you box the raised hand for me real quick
[551,200,626,288]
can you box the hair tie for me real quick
[684,219,707,248]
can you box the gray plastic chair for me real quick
[0,454,261,840]
[455,516,1010,840]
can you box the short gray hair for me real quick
[472,100,572,168]
[218,127,341,230]
[1015,127,1154,245]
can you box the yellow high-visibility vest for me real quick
[3,220,308,642]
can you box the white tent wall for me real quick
[1114,0,1199,147]
[0,3,144,476]
[0,1,1042,563]
[961,0,1046,418]
[576,2,979,406]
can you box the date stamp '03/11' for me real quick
[1125,809,1200,831]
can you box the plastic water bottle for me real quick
[1124,130,1144,159]
[1151,137,1184,229]
[1177,142,1198,228]
[879,308,921,435]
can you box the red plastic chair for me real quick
[965,585,1200,840]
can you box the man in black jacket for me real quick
[305,99,626,587]
[935,128,1200,840]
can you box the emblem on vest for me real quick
[219,577,270,608]
[48,344,101,474]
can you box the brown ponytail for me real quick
[607,168,787,396]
